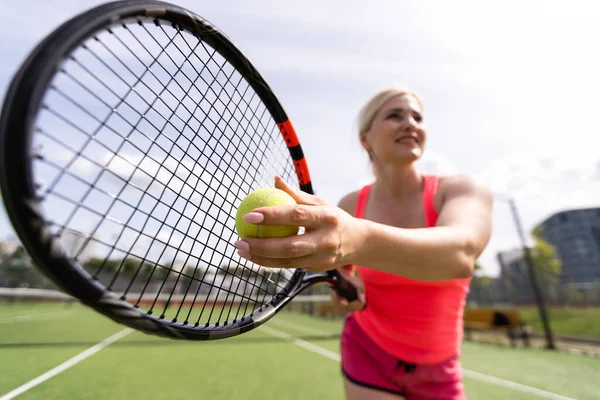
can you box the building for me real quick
[535,207,600,285]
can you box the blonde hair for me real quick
[358,86,424,134]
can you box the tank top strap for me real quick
[423,175,440,227]
[355,178,439,225]
[354,183,372,219]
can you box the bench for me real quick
[463,308,531,347]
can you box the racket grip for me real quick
[329,269,359,302]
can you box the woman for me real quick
[235,86,493,399]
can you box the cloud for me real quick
[477,152,600,208]
[594,160,600,181]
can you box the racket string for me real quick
[34,18,299,326]
[41,83,288,304]
[44,46,255,242]
[78,24,281,208]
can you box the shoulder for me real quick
[337,190,361,215]
[434,174,493,211]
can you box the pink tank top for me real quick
[352,175,471,364]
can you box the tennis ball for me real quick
[235,188,299,239]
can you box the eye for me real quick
[413,114,423,123]
[387,112,402,120]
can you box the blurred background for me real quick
[1,1,599,399]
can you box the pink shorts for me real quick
[340,313,466,399]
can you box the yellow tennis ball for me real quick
[235,188,299,239]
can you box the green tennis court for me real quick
[1,301,598,400]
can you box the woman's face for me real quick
[361,94,426,166]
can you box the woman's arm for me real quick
[353,176,493,280]
[235,175,493,281]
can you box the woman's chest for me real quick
[363,194,426,229]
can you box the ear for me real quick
[359,131,370,151]
[360,131,374,161]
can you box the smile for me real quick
[395,136,419,145]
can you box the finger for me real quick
[242,203,335,229]
[236,234,317,259]
[274,176,327,206]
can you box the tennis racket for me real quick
[0,0,357,340]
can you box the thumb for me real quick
[274,176,326,206]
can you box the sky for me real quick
[1,0,599,277]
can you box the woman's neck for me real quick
[372,163,423,199]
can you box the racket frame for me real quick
[0,0,352,340]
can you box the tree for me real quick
[154,261,173,281]
[0,246,53,288]
[83,257,123,275]
[182,264,208,281]
[531,227,562,286]
[528,227,563,303]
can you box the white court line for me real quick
[0,311,72,325]
[461,370,576,400]
[0,328,133,400]
[261,325,340,361]
[262,321,576,400]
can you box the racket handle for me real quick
[329,269,359,302]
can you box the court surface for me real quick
[1,302,598,400]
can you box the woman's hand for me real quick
[234,176,365,273]
[329,266,367,312]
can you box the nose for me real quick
[404,116,419,130]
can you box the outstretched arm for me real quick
[235,175,493,281]
[352,176,493,280]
